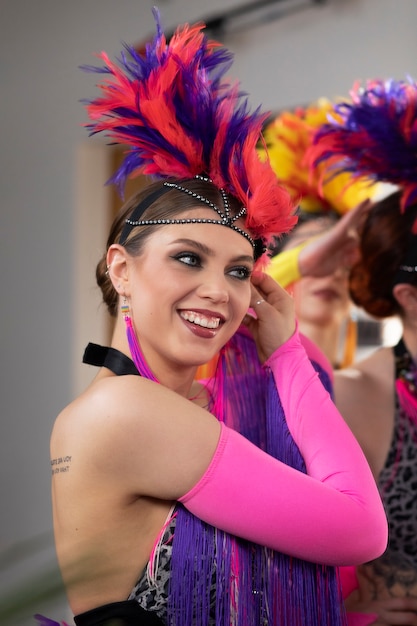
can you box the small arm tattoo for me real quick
[51,455,72,475]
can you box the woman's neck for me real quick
[298,320,342,368]
[110,314,198,397]
[148,358,199,397]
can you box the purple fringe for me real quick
[124,314,158,382]
[168,330,346,625]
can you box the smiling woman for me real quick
[44,9,388,626]
[102,182,255,375]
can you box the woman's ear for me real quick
[106,244,130,297]
[393,283,417,314]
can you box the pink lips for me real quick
[181,318,219,338]
[312,288,341,301]
[178,308,225,339]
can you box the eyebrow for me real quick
[170,238,254,264]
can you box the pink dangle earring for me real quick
[121,294,158,382]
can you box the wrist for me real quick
[267,242,307,288]
[292,240,311,278]
[263,322,300,368]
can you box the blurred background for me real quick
[1,0,416,623]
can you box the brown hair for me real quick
[349,191,417,318]
[96,178,245,316]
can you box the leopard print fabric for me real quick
[366,341,417,597]
[128,510,177,622]
[128,509,220,624]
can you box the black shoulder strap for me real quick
[393,337,412,379]
[82,343,139,377]
[393,337,407,359]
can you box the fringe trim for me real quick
[168,330,346,625]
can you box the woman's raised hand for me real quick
[298,199,371,278]
[243,272,296,363]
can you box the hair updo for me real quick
[349,191,417,318]
[96,178,247,317]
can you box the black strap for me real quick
[74,599,165,626]
[394,337,407,359]
[83,343,139,377]
[393,337,412,379]
[119,186,171,245]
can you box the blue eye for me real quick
[173,252,201,267]
[229,266,252,281]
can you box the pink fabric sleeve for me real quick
[179,329,387,566]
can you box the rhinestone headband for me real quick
[119,176,261,254]
[399,265,417,273]
[393,232,417,285]
[393,262,417,286]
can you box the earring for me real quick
[121,295,157,382]
[121,295,130,320]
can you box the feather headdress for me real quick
[308,78,417,213]
[258,98,377,216]
[81,8,296,248]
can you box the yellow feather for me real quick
[258,99,379,215]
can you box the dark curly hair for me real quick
[349,191,417,318]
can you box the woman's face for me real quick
[284,219,352,327]
[126,208,254,372]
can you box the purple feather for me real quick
[80,7,266,198]
[313,78,417,205]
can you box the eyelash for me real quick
[172,253,252,281]
[230,266,252,281]
[174,252,201,267]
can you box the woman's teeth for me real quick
[180,311,220,329]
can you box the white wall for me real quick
[1,0,417,623]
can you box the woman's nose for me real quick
[333,264,350,279]
[196,273,229,303]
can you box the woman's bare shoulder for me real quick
[53,375,152,435]
[334,346,393,392]
[333,347,396,472]
[55,374,194,424]
[51,374,221,500]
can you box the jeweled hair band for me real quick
[399,264,417,272]
[119,176,257,251]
